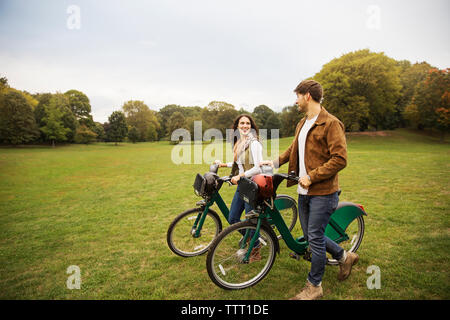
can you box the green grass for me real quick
[0,128,449,299]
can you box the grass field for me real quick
[0,128,449,300]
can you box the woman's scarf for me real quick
[233,132,257,162]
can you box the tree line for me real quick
[0,49,448,146]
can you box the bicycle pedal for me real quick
[289,252,301,260]
[303,250,312,262]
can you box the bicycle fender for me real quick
[324,202,366,241]
[274,194,297,211]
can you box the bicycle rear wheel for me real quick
[167,207,222,257]
[206,220,277,290]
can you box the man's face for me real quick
[295,92,309,113]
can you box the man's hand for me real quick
[259,160,274,168]
[299,175,311,189]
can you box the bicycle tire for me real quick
[206,220,277,290]
[273,194,297,239]
[167,207,222,257]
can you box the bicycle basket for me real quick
[193,172,219,197]
[193,173,206,197]
[238,177,259,208]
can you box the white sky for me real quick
[0,0,448,123]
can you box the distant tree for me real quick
[279,105,302,137]
[128,126,139,143]
[146,123,158,141]
[0,76,8,92]
[64,89,92,119]
[252,105,275,129]
[0,91,40,145]
[168,111,186,135]
[264,113,282,139]
[74,124,97,144]
[93,122,106,142]
[404,68,450,139]
[201,101,239,135]
[107,111,128,145]
[34,93,53,128]
[122,100,160,141]
[102,122,111,142]
[52,94,77,142]
[40,102,71,147]
[314,49,402,131]
[157,104,184,139]
[396,60,434,127]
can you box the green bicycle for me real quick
[166,164,298,257]
[206,171,367,290]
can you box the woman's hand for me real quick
[231,174,244,185]
[259,160,274,168]
[214,160,227,168]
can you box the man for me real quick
[261,80,358,300]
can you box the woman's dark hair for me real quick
[231,114,259,145]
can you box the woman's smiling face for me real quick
[238,116,251,137]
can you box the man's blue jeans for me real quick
[298,191,344,286]
[229,185,259,247]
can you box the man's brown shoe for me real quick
[289,281,323,300]
[338,252,359,281]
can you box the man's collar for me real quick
[315,106,328,125]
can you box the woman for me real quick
[215,114,263,263]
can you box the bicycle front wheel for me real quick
[167,207,222,257]
[206,220,277,290]
[273,195,297,239]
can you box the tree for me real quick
[396,61,434,127]
[122,100,160,141]
[264,113,282,139]
[64,89,92,119]
[404,68,450,138]
[168,111,186,136]
[279,105,303,137]
[40,102,71,147]
[201,101,239,136]
[157,104,202,139]
[0,76,8,92]
[314,49,402,131]
[93,122,106,142]
[128,126,139,143]
[34,93,53,128]
[146,123,158,141]
[36,93,77,143]
[0,91,40,145]
[107,111,128,145]
[74,124,97,144]
[252,105,275,129]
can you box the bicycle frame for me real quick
[192,190,229,238]
[192,189,297,239]
[242,200,367,259]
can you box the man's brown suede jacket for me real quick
[274,107,347,195]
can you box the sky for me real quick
[0,0,449,123]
